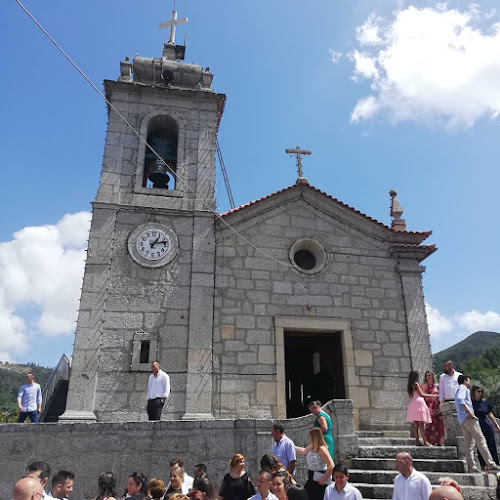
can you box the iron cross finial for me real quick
[285,145,312,180]
[159,2,188,45]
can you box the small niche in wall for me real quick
[131,332,159,371]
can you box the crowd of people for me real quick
[11,360,500,500]
[405,359,500,474]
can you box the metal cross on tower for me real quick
[285,145,312,180]
[159,2,188,44]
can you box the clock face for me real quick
[128,223,179,268]
[136,228,171,261]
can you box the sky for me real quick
[1,0,500,367]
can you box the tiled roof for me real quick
[218,181,432,238]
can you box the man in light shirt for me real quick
[392,452,432,500]
[438,360,461,403]
[17,372,42,423]
[248,471,277,500]
[324,463,362,500]
[166,458,193,493]
[44,471,74,500]
[146,361,171,421]
[12,477,44,500]
[271,422,296,474]
[454,374,500,473]
[24,461,51,500]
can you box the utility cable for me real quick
[15,0,292,269]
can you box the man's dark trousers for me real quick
[147,398,164,421]
[18,410,38,423]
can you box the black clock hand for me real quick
[150,236,160,248]
[157,239,169,246]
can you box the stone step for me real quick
[353,483,497,500]
[358,437,417,446]
[357,445,457,459]
[349,470,497,487]
[351,457,466,473]
[356,430,410,438]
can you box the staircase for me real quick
[39,354,70,422]
[349,430,497,500]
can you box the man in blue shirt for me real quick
[271,422,296,474]
[17,372,42,423]
[455,374,500,473]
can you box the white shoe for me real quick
[487,464,500,472]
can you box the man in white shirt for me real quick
[438,360,461,403]
[147,361,171,421]
[392,452,432,500]
[271,422,296,474]
[44,471,74,500]
[12,477,44,500]
[324,463,362,500]
[166,458,193,493]
[24,461,51,500]
[248,471,277,500]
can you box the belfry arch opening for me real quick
[143,115,179,189]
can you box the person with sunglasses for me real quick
[471,385,500,469]
[12,477,44,500]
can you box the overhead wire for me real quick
[15,0,292,269]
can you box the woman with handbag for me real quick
[295,428,334,500]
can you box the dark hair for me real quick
[52,471,74,488]
[458,375,469,385]
[260,454,282,473]
[129,472,148,496]
[192,473,216,500]
[407,371,419,397]
[285,484,308,500]
[272,422,285,434]
[170,458,185,469]
[272,470,290,487]
[26,461,50,481]
[307,400,321,408]
[194,464,207,475]
[333,463,349,476]
[258,470,273,482]
[96,472,116,500]
[188,490,210,500]
[471,385,483,400]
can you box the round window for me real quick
[289,239,327,274]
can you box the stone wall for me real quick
[0,401,357,500]
[214,186,432,427]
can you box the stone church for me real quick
[60,25,436,430]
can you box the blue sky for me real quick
[1,0,500,367]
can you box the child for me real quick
[323,463,362,500]
[407,370,432,446]
[249,471,278,500]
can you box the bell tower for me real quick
[60,17,225,422]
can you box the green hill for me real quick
[432,330,500,369]
[0,362,54,421]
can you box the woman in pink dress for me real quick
[421,370,445,446]
[406,371,432,446]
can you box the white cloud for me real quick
[456,310,500,331]
[349,5,500,128]
[0,212,91,358]
[351,96,380,123]
[426,303,454,338]
[329,49,342,63]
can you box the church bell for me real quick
[148,159,170,188]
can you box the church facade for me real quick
[61,36,435,429]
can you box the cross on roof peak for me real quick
[285,145,312,182]
[159,1,188,45]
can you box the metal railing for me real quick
[40,354,70,419]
